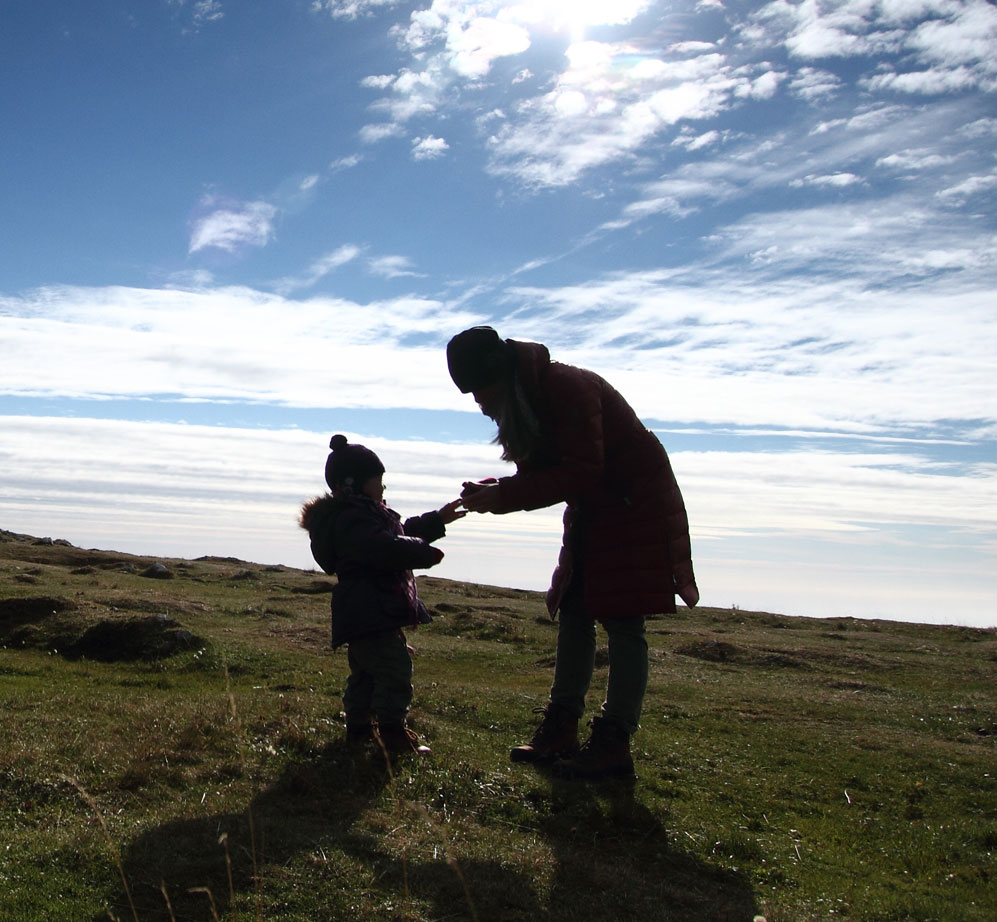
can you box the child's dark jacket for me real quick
[300,492,445,648]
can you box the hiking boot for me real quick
[345,722,376,747]
[551,717,636,781]
[510,704,579,763]
[377,722,431,756]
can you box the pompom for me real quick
[329,433,349,451]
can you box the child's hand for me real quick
[437,498,468,525]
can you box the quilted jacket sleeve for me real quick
[402,510,447,543]
[496,364,606,512]
[336,505,443,571]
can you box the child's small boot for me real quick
[551,717,636,781]
[378,722,431,756]
[345,722,376,747]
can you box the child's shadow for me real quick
[101,743,391,921]
[101,744,546,922]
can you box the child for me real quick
[299,434,464,756]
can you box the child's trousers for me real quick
[343,628,413,727]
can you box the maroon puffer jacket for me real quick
[491,341,698,619]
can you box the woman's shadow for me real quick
[535,771,761,922]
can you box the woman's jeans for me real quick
[550,594,648,735]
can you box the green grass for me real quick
[1,529,994,921]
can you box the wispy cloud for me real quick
[3,247,994,441]
[329,154,363,171]
[343,1,996,193]
[188,196,278,254]
[485,43,751,188]
[0,283,478,409]
[311,0,406,21]
[168,0,224,32]
[747,0,997,93]
[367,254,423,278]
[1,415,993,622]
[273,244,363,294]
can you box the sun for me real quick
[508,0,651,42]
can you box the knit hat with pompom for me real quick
[325,434,385,490]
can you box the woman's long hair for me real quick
[492,374,542,463]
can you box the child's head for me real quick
[325,434,386,500]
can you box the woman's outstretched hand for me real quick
[460,480,502,514]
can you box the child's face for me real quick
[360,473,385,503]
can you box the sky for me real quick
[1,0,995,629]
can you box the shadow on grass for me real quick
[100,742,392,921]
[102,749,757,922]
[539,775,760,922]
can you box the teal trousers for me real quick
[550,596,648,735]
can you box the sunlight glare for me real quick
[507,0,651,41]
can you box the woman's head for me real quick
[446,326,516,394]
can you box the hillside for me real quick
[1,528,994,922]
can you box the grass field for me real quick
[1,528,994,921]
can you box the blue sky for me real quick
[1,0,995,627]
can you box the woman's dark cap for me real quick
[446,326,516,394]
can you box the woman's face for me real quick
[472,380,507,421]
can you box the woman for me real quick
[447,326,699,780]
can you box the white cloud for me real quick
[907,0,997,69]
[876,149,956,171]
[169,0,224,31]
[446,16,531,79]
[0,284,478,410]
[359,121,406,144]
[411,135,450,159]
[607,95,985,232]
[750,0,997,94]
[789,171,862,187]
[958,116,997,138]
[790,66,842,100]
[329,154,363,171]
[863,64,982,95]
[486,43,746,187]
[188,197,278,254]
[367,254,422,278]
[499,257,997,435]
[361,74,396,89]
[311,0,405,20]
[1,416,993,625]
[672,128,723,151]
[935,168,997,203]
